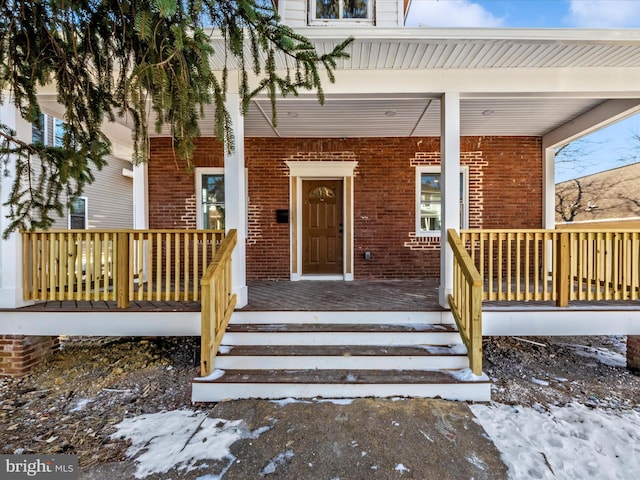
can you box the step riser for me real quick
[215,356,470,371]
[192,382,491,403]
[232,311,454,325]
[223,332,462,346]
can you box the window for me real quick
[311,0,372,23]
[53,118,65,147]
[416,167,468,236]
[196,168,225,230]
[69,197,88,229]
[31,114,66,146]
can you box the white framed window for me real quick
[309,0,373,24]
[416,167,468,237]
[68,196,88,229]
[196,168,225,230]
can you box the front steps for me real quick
[192,311,491,402]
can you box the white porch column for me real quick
[439,93,461,308]
[224,94,248,307]
[543,147,556,229]
[0,97,33,308]
[132,162,149,229]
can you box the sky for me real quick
[406,1,640,182]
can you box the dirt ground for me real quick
[1,334,639,470]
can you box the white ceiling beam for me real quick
[542,98,640,149]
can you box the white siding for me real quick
[281,0,308,27]
[50,155,133,230]
[375,0,402,27]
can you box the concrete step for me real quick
[191,369,491,402]
[223,323,462,346]
[214,344,469,370]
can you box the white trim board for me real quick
[483,309,640,336]
[0,311,201,336]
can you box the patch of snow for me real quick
[217,345,233,355]
[345,373,357,382]
[111,409,267,478]
[560,343,627,368]
[69,398,92,413]
[395,463,410,474]
[416,344,468,354]
[270,398,310,407]
[450,368,489,382]
[466,453,487,471]
[317,398,354,405]
[197,369,225,381]
[471,402,640,480]
[260,450,294,476]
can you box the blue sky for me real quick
[406,1,640,182]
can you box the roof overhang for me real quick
[35,27,640,148]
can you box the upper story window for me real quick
[32,113,66,147]
[311,0,373,24]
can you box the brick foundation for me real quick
[627,336,639,373]
[0,335,60,377]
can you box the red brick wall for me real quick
[0,335,60,377]
[627,336,639,372]
[148,136,543,280]
[148,137,225,229]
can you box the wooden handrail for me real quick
[447,229,483,376]
[200,229,238,377]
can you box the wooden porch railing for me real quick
[447,229,483,375]
[200,229,237,377]
[22,229,225,307]
[460,229,640,306]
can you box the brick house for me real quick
[2,1,640,399]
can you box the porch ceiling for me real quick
[241,95,606,138]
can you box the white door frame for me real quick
[286,161,357,281]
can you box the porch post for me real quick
[132,162,149,229]
[224,93,248,308]
[542,147,556,229]
[0,97,33,309]
[439,93,461,308]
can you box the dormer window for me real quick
[310,0,373,24]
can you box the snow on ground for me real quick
[111,409,268,479]
[112,401,640,480]
[470,402,640,479]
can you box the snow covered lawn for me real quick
[471,402,640,479]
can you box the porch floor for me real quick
[7,279,640,313]
[241,279,443,311]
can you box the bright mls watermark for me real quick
[0,455,78,479]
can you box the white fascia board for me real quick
[206,26,640,43]
[543,98,640,149]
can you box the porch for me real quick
[5,228,640,401]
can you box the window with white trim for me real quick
[416,167,468,236]
[69,196,88,229]
[196,168,225,230]
[310,0,373,24]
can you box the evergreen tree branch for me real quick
[0,0,353,236]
